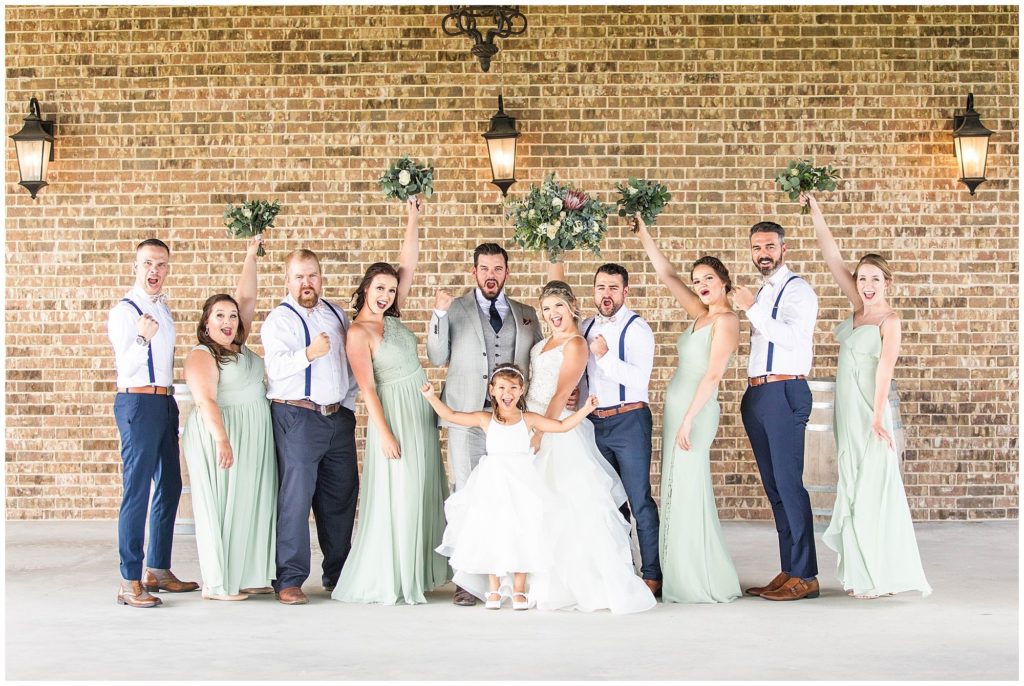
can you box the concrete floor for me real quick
[4,520,1018,681]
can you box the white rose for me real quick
[398,169,412,186]
[528,209,537,219]
[573,221,583,234]
[628,186,639,196]
[539,222,550,235]
[559,211,566,218]
[551,197,563,210]
[546,224,558,239]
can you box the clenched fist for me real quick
[306,332,331,361]
[434,290,454,312]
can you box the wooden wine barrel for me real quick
[804,377,905,526]
[173,383,195,535]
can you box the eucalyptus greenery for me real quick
[223,200,280,256]
[775,160,841,214]
[505,173,610,263]
[380,155,434,201]
[615,178,671,228]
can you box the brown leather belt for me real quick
[748,374,806,387]
[272,398,343,416]
[118,386,174,396]
[591,402,647,419]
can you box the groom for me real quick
[581,263,662,596]
[427,242,542,606]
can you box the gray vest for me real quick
[478,303,518,406]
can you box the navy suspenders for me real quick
[279,300,344,399]
[120,299,155,384]
[764,275,801,373]
[584,313,641,404]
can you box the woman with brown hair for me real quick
[182,237,276,601]
[804,192,930,599]
[332,196,451,605]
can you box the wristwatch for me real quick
[135,335,150,347]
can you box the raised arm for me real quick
[396,196,421,309]
[674,313,739,451]
[803,193,860,308]
[234,237,261,343]
[871,313,902,450]
[634,213,706,319]
[419,381,490,430]
[184,349,233,468]
[346,325,402,459]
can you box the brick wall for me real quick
[5,5,1018,520]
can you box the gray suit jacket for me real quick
[426,290,542,427]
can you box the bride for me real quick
[524,278,655,614]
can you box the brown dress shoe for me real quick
[275,586,309,605]
[142,568,200,593]
[644,579,662,598]
[745,572,791,597]
[761,576,820,601]
[117,580,162,608]
[452,585,477,606]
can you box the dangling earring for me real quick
[204,328,209,336]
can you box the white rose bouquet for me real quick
[615,178,671,230]
[380,155,433,201]
[505,173,610,263]
[223,200,280,256]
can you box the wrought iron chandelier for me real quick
[441,6,527,72]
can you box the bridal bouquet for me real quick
[223,200,280,256]
[380,155,433,201]
[775,160,841,214]
[615,178,671,229]
[505,173,610,263]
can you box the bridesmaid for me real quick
[803,193,931,598]
[333,196,450,605]
[183,237,276,600]
[634,213,741,603]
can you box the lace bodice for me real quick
[525,338,581,414]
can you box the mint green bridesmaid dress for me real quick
[333,316,451,604]
[659,321,741,603]
[182,345,277,596]
[823,317,931,597]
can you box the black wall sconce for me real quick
[442,6,527,73]
[482,95,520,196]
[9,97,55,200]
[952,93,993,195]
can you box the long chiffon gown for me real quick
[333,316,451,605]
[182,345,277,596]
[822,317,931,597]
[659,321,741,603]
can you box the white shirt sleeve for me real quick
[260,309,311,382]
[594,318,655,387]
[746,279,818,351]
[107,303,150,378]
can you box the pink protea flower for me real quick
[562,189,588,211]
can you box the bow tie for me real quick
[150,293,168,304]
[597,315,616,324]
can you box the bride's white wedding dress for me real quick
[524,337,656,614]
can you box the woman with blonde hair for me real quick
[804,192,931,599]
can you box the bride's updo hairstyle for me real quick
[539,280,581,323]
[488,363,528,413]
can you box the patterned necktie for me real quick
[150,293,167,305]
[489,299,502,333]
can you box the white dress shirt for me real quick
[433,288,511,322]
[108,286,176,388]
[582,306,654,407]
[745,264,817,377]
[261,294,358,410]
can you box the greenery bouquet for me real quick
[775,160,841,214]
[615,178,671,230]
[505,173,611,263]
[380,156,434,201]
[223,200,280,256]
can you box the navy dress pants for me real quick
[271,403,358,591]
[741,379,818,580]
[113,393,181,581]
[590,406,662,581]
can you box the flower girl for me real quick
[420,364,597,610]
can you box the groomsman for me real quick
[427,243,542,606]
[107,238,199,608]
[733,221,819,601]
[581,264,662,596]
[261,249,359,605]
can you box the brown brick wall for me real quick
[5,5,1018,520]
